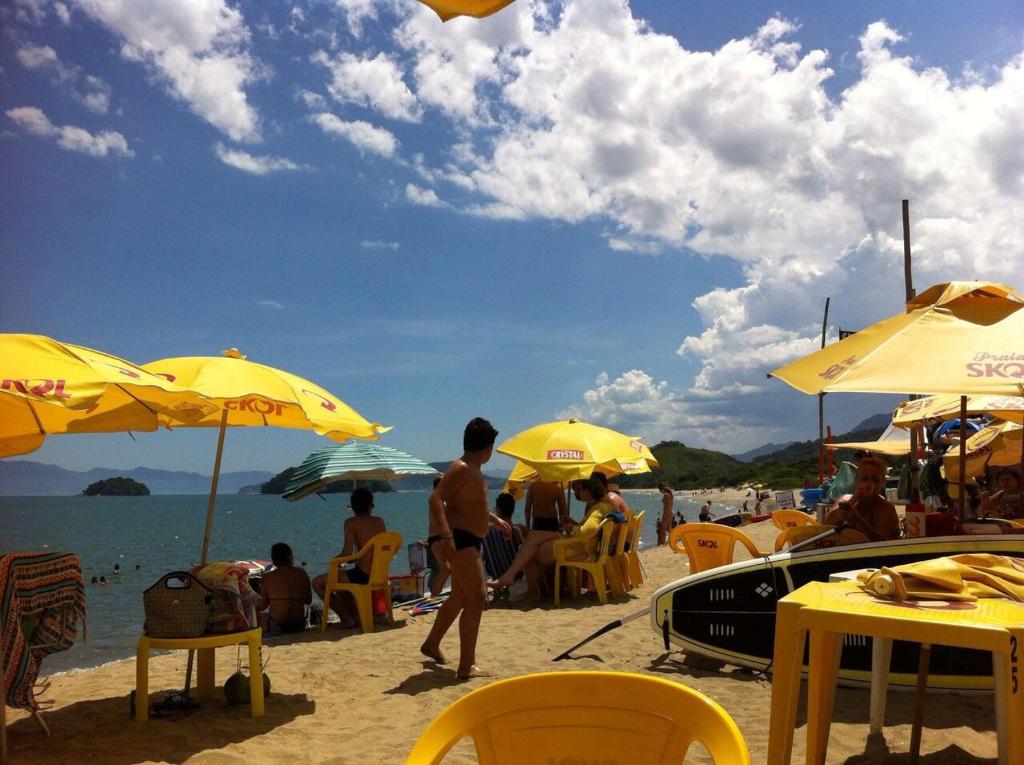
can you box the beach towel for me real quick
[859,554,1024,602]
[0,552,85,711]
[191,561,261,633]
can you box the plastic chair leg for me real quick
[553,566,562,608]
[766,601,806,765]
[135,639,150,722]
[196,647,216,701]
[355,590,374,633]
[869,637,893,735]
[806,630,842,764]
[248,637,264,717]
[593,570,608,604]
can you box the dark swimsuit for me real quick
[426,534,444,546]
[452,527,484,551]
[532,516,561,532]
[346,565,370,585]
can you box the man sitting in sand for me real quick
[259,542,312,635]
[312,487,385,629]
[824,454,900,542]
[524,480,568,532]
[420,418,509,679]
[490,474,613,590]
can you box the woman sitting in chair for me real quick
[312,487,386,628]
[489,474,612,592]
[823,455,900,542]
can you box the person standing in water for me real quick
[420,418,509,679]
[657,483,674,544]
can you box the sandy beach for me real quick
[6,517,999,764]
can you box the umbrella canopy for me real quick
[829,422,911,456]
[142,348,389,562]
[282,442,438,501]
[496,419,658,482]
[943,421,1023,483]
[1,333,216,458]
[501,456,653,499]
[769,281,1024,396]
[418,0,515,22]
[892,394,1024,428]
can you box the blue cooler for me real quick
[799,488,823,508]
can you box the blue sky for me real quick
[2,0,1023,476]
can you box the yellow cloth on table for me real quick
[858,554,1024,602]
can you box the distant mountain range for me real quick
[731,441,797,462]
[0,460,274,496]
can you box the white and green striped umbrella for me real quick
[282,442,439,501]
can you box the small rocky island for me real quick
[81,477,150,496]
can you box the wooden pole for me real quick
[200,409,229,564]
[902,200,921,502]
[818,297,830,483]
[958,396,967,520]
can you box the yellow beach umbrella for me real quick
[501,454,654,498]
[143,349,389,562]
[0,333,215,458]
[496,419,658,483]
[418,0,515,22]
[892,394,1024,428]
[943,421,1023,484]
[769,281,1024,396]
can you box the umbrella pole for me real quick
[958,396,967,521]
[200,410,229,565]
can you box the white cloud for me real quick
[295,88,327,110]
[361,240,400,250]
[16,42,112,113]
[74,0,263,141]
[607,237,662,255]
[213,142,306,174]
[332,0,377,38]
[405,183,444,207]
[312,50,422,122]
[54,2,71,24]
[6,105,133,157]
[310,112,397,157]
[256,299,284,309]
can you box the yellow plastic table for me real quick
[135,628,264,722]
[766,581,1024,765]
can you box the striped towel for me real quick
[1,552,85,711]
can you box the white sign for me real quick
[775,490,796,509]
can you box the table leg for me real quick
[869,636,892,735]
[806,629,842,765]
[767,601,806,765]
[196,647,215,701]
[909,643,931,764]
[247,635,265,718]
[135,642,149,723]
[1003,629,1024,765]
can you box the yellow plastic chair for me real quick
[135,628,264,722]
[668,523,766,574]
[605,512,632,596]
[405,671,751,764]
[320,531,403,633]
[552,519,615,607]
[626,510,646,588]
[770,508,816,530]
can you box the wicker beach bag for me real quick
[143,571,212,638]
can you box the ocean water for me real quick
[0,490,742,673]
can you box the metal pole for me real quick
[818,297,830,483]
[902,200,921,502]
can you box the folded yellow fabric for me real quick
[858,554,1024,602]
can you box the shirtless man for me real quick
[259,542,312,634]
[312,487,385,628]
[824,455,900,541]
[420,418,509,679]
[657,483,674,545]
[524,480,568,532]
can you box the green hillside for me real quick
[618,424,888,490]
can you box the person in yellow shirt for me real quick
[490,474,612,589]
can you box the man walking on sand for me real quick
[421,418,509,679]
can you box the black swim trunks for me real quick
[452,527,483,552]
[347,565,370,585]
[426,534,444,546]
[532,516,560,532]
